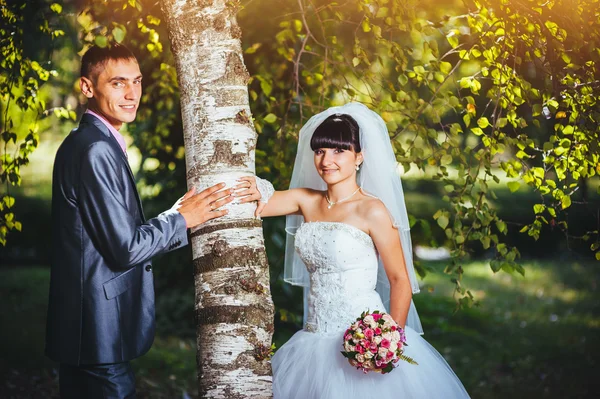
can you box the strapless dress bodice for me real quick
[295,222,385,334]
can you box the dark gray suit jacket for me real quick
[46,113,188,365]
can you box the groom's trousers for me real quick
[59,362,136,399]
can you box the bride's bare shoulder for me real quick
[290,187,323,197]
[359,196,394,229]
[287,187,323,205]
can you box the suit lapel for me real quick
[80,114,146,221]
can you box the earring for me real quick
[355,164,360,171]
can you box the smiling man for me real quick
[46,44,233,398]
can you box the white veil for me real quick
[283,102,423,334]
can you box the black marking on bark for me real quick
[193,245,266,274]
[230,24,242,40]
[190,219,261,238]
[213,14,226,31]
[223,51,249,85]
[196,304,271,329]
[209,140,247,166]
[254,342,274,361]
[235,109,251,125]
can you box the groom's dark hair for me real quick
[80,43,137,82]
[310,113,361,153]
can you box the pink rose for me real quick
[344,334,352,341]
[374,327,382,335]
[375,359,384,367]
[391,325,397,331]
[386,350,394,359]
[370,342,378,353]
[364,328,374,339]
[356,344,365,354]
[372,313,383,321]
[381,338,390,349]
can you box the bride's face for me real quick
[313,147,363,184]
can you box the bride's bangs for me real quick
[310,114,361,152]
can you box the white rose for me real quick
[364,360,374,369]
[382,332,393,341]
[344,342,356,352]
[374,336,383,345]
[363,315,375,326]
[364,351,374,359]
[389,341,398,352]
[356,354,365,363]
[378,347,388,358]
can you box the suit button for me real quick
[145,265,152,272]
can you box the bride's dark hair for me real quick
[310,113,361,153]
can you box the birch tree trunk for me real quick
[161,1,274,397]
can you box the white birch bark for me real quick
[160,1,274,397]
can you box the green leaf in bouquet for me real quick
[400,354,419,365]
[382,363,394,374]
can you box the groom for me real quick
[45,44,232,398]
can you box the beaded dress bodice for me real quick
[295,222,385,335]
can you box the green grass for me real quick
[1,261,598,398]
[415,260,600,398]
[0,266,198,398]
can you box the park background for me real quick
[1,0,599,397]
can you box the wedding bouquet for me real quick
[341,310,417,374]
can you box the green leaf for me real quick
[507,181,520,192]
[496,220,507,234]
[112,27,126,43]
[397,74,408,86]
[264,113,277,124]
[50,3,62,13]
[352,57,360,67]
[3,196,15,208]
[95,36,108,48]
[446,31,459,48]
[463,114,471,128]
[561,195,571,209]
[477,117,490,128]
[533,204,546,214]
[439,61,452,74]
[480,236,490,249]
[441,154,452,165]
[596,252,600,261]
[293,19,303,33]
[260,80,272,96]
[437,216,449,229]
[490,260,501,273]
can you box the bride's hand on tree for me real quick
[234,176,266,217]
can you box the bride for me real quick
[235,102,469,398]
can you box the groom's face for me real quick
[80,58,142,130]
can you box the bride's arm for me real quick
[368,202,413,328]
[234,176,310,217]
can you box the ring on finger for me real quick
[210,202,215,210]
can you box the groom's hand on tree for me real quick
[173,183,233,228]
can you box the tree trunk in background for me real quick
[161,1,274,397]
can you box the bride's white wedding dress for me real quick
[272,221,469,398]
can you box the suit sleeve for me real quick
[79,141,188,269]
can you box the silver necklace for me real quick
[325,187,361,209]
